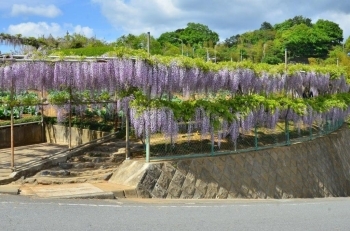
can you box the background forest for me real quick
[1,15,350,68]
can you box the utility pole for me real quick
[214,45,217,63]
[285,48,287,71]
[147,32,150,56]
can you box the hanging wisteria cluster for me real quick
[128,102,350,146]
[0,57,350,149]
[0,34,23,47]
[0,59,349,97]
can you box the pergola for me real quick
[1,53,350,168]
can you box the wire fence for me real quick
[149,119,344,161]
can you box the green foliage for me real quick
[17,92,40,106]
[48,90,115,104]
[0,91,41,120]
[0,115,41,126]
[274,15,312,31]
[50,46,114,56]
[157,22,219,48]
[129,89,350,127]
[314,19,343,46]
[47,90,70,104]
[260,22,273,30]
[0,91,40,107]
[105,47,149,59]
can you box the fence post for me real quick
[254,126,258,150]
[145,86,151,163]
[309,126,312,140]
[145,132,150,163]
[210,129,214,156]
[125,109,131,160]
[285,119,290,145]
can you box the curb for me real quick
[0,185,20,195]
[42,192,115,200]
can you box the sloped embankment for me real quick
[109,124,350,199]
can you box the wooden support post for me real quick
[125,109,131,160]
[10,106,14,169]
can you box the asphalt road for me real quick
[1,195,350,231]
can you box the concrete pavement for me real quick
[0,143,137,199]
[0,143,68,181]
[19,182,135,199]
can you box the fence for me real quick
[149,119,344,161]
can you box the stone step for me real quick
[95,141,143,152]
[83,151,115,158]
[0,168,12,174]
[23,173,113,185]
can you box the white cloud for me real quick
[8,22,61,37]
[73,25,94,37]
[11,4,62,18]
[7,22,94,38]
[91,0,184,37]
[92,0,350,41]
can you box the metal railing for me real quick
[149,119,344,161]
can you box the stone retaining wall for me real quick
[110,124,350,199]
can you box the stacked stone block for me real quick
[133,125,350,199]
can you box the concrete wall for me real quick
[110,124,350,199]
[0,124,111,148]
[45,124,110,146]
[0,124,44,148]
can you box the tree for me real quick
[162,42,181,56]
[260,22,273,30]
[113,34,143,49]
[274,15,312,31]
[158,23,219,48]
[314,19,343,46]
[180,22,219,46]
[113,33,162,55]
[345,36,350,53]
[157,31,179,45]
[278,23,331,59]
[224,34,240,48]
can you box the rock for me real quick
[103,173,113,181]
[58,162,73,170]
[92,157,102,163]
[74,163,85,169]
[24,178,36,184]
[57,170,70,176]
[50,171,58,176]
[117,148,126,154]
[131,144,144,151]
[37,179,52,185]
[40,170,51,176]
[84,162,95,168]
[71,156,84,162]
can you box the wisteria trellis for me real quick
[0,58,349,147]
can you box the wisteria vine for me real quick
[0,56,349,149]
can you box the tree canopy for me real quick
[1,16,349,69]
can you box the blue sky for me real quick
[1,0,350,53]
